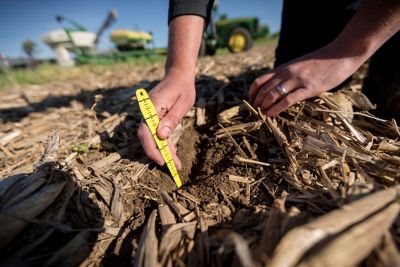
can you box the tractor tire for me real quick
[227,27,253,53]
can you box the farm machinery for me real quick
[199,13,269,56]
[42,7,269,66]
[42,10,165,66]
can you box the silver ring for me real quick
[275,84,288,95]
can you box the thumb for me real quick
[157,100,188,139]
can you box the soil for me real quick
[0,43,399,267]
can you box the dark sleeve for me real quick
[168,0,214,25]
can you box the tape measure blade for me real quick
[136,88,149,102]
[154,137,167,152]
[160,148,170,164]
[172,172,182,188]
[136,88,183,188]
[136,89,158,120]
[166,162,177,174]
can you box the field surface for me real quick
[0,43,399,267]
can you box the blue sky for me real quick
[0,0,283,59]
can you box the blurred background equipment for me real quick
[199,4,269,56]
[94,9,118,46]
[42,10,117,67]
[42,9,163,67]
[42,14,99,67]
[110,29,153,52]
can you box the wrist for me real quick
[320,41,368,74]
[328,37,372,63]
[165,66,196,82]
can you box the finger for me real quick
[256,80,297,111]
[168,138,182,170]
[157,96,192,139]
[264,88,310,116]
[252,78,283,108]
[137,121,164,166]
[248,72,274,104]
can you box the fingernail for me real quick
[159,126,171,138]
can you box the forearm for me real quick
[331,0,400,61]
[165,15,205,79]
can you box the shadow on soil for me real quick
[0,166,104,267]
[0,66,269,123]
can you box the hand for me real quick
[137,72,196,170]
[248,45,364,116]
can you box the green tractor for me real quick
[199,15,269,56]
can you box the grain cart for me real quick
[42,10,165,66]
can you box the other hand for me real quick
[248,46,364,116]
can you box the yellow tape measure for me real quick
[136,88,182,188]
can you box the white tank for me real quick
[42,29,96,67]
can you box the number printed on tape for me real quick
[136,88,182,188]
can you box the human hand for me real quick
[137,72,196,170]
[248,46,364,116]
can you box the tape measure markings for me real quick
[136,88,182,188]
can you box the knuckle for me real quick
[285,68,297,78]
[149,94,168,111]
[295,73,306,83]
